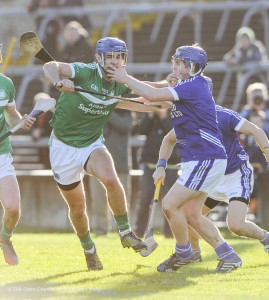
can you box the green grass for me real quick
[0,232,268,300]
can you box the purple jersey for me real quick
[168,76,226,162]
[216,105,249,174]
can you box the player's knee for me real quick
[227,219,245,236]
[4,204,20,220]
[69,203,86,217]
[101,174,120,190]
[162,198,174,219]
[186,213,199,228]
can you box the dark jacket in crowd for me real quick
[104,109,133,173]
[58,36,94,63]
[133,112,180,165]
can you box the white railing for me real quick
[6,61,269,111]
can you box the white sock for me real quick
[84,245,95,254]
[119,229,131,237]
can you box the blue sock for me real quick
[175,241,192,259]
[260,231,269,245]
[215,242,235,260]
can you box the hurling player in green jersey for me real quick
[0,43,35,265]
[43,37,167,271]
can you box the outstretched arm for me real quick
[108,65,174,102]
[239,119,269,162]
[116,97,172,112]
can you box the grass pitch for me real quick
[0,232,268,300]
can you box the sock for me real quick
[78,231,94,251]
[84,246,95,254]
[175,241,192,259]
[0,225,14,241]
[114,213,131,236]
[260,230,269,245]
[215,242,235,260]
[192,247,201,256]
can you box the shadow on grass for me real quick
[0,262,214,299]
[0,270,87,299]
[0,234,266,299]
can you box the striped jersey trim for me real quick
[240,162,253,199]
[200,129,225,149]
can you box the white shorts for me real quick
[176,159,227,193]
[208,160,254,203]
[49,134,106,185]
[0,153,15,179]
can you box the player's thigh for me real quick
[59,183,87,211]
[227,201,248,227]
[162,182,202,212]
[0,175,20,209]
[86,148,117,180]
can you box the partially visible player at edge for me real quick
[157,105,269,265]
[188,104,269,261]
[0,43,35,265]
[109,43,242,273]
[42,37,166,271]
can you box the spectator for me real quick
[223,27,267,66]
[27,0,92,58]
[31,92,53,169]
[90,109,133,235]
[132,109,181,238]
[240,82,269,132]
[57,21,94,63]
[223,27,268,92]
[239,83,269,218]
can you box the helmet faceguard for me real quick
[96,37,128,70]
[0,43,3,64]
[172,45,208,76]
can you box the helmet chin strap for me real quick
[97,54,110,75]
[99,63,108,74]
[189,62,203,76]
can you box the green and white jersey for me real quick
[0,74,16,154]
[51,62,132,148]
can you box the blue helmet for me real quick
[173,45,208,76]
[96,37,127,54]
[96,37,127,68]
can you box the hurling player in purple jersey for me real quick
[109,44,242,273]
[187,104,269,266]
